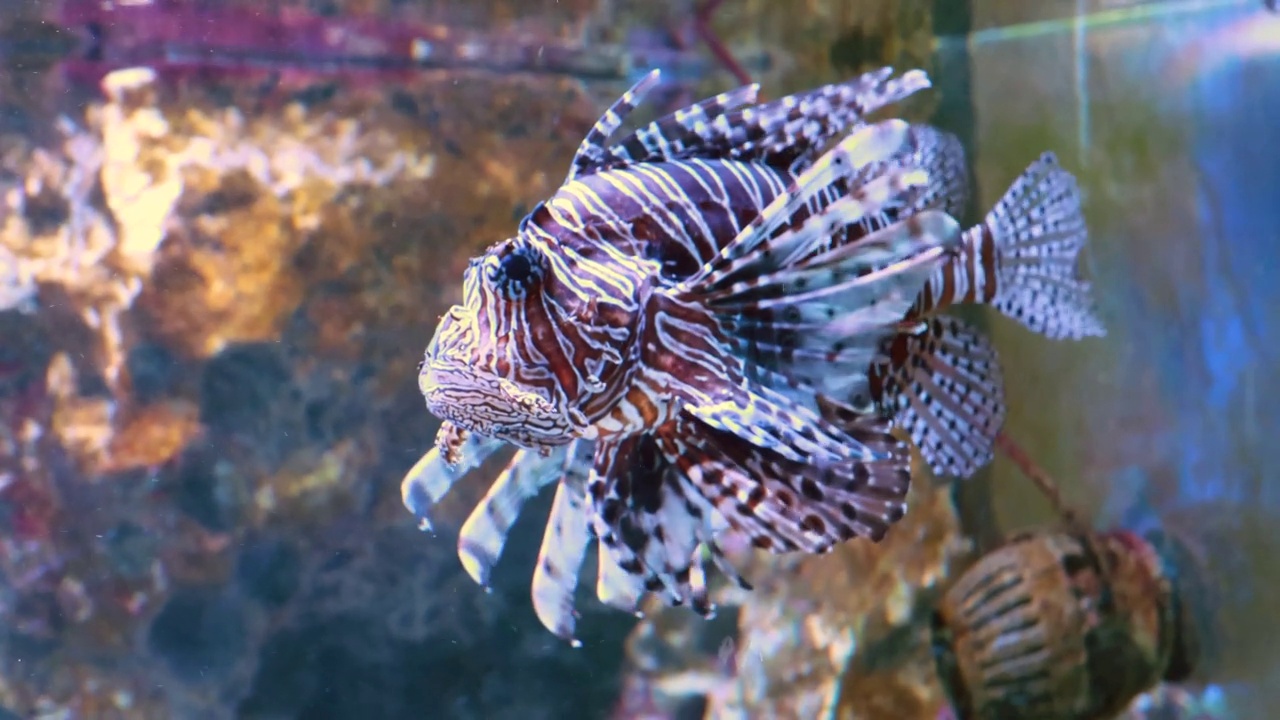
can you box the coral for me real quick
[148,585,250,683]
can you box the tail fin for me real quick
[983,153,1106,340]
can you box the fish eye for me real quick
[484,239,544,298]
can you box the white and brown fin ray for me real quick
[588,83,762,174]
[981,153,1106,340]
[599,67,931,175]
[595,536,646,614]
[716,168,934,274]
[587,437,665,613]
[680,378,887,465]
[531,440,594,645]
[640,291,888,466]
[738,360,887,441]
[671,414,912,553]
[679,119,918,292]
[713,212,963,404]
[656,432,754,597]
[905,125,971,217]
[562,69,663,184]
[706,209,961,321]
[586,435,706,612]
[769,69,934,174]
[400,422,504,532]
[458,444,572,588]
[873,316,1006,479]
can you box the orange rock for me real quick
[100,400,205,474]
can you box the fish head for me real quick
[419,232,645,449]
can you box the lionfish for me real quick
[402,66,1098,642]
[845,131,1105,478]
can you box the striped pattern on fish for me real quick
[568,67,1107,480]
[428,140,917,446]
[566,66,934,181]
[606,105,1105,481]
[408,70,975,643]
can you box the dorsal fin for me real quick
[584,67,932,177]
[562,69,663,184]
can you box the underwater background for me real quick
[0,0,1276,718]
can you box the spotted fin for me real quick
[586,429,752,617]
[983,153,1106,340]
[682,380,889,465]
[530,440,594,645]
[670,413,912,553]
[562,69,663,184]
[825,123,969,248]
[642,292,891,466]
[708,209,962,324]
[665,121,958,409]
[874,316,1006,479]
[595,533,647,614]
[600,67,932,175]
[649,171,959,466]
[400,423,504,532]
[457,445,570,588]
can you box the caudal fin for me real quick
[983,153,1106,340]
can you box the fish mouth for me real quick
[419,358,581,449]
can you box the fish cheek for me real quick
[530,320,579,400]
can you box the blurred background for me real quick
[0,0,1274,718]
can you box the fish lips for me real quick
[419,358,581,450]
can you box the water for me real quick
[0,0,1275,718]
[964,3,1280,717]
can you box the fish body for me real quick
[407,67,999,642]
[424,157,796,447]
[576,76,1105,480]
